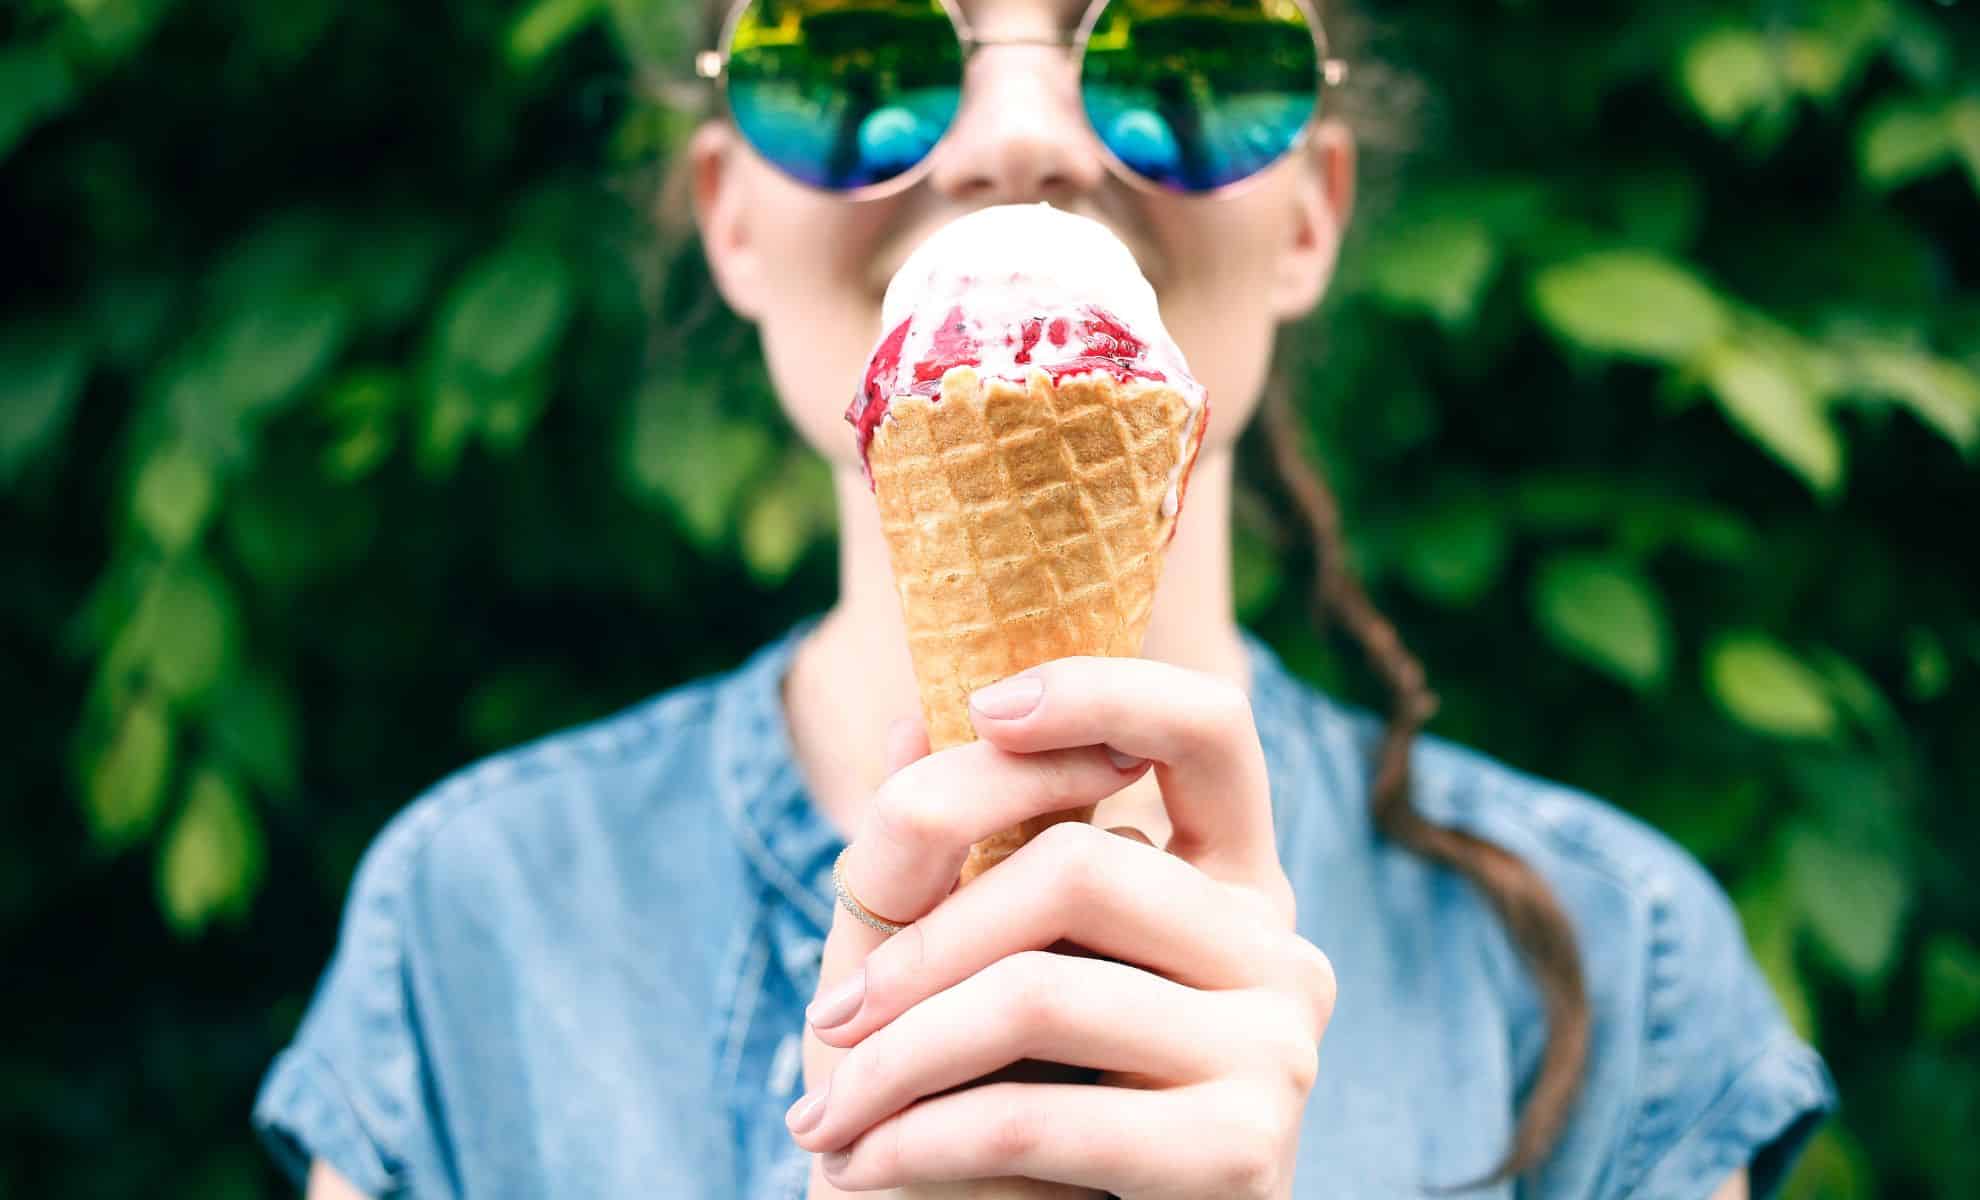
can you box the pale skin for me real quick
[305,0,1749,1195]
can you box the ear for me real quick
[687,120,768,321]
[1271,118,1356,319]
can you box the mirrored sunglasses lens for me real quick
[726,0,963,190]
[1082,0,1320,192]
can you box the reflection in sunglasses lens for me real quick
[726,0,964,189]
[1082,0,1320,192]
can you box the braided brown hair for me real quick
[1258,370,1589,1183]
[649,0,1591,1185]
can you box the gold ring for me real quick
[832,846,909,936]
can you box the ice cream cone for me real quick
[867,362,1206,884]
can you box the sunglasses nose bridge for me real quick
[926,41,1107,203]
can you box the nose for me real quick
[927,44,1107,204]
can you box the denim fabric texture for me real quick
[255,617,1835,1198]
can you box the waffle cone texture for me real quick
[867,364,1207,884]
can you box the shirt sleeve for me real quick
[1603,841,1836,1200]
[253,805,447,1198]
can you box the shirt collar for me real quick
[713,615,838,936]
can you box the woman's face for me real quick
[690,0,1356,471]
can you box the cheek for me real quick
[1152,207,1287,451]
[749,185,897,468]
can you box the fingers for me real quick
[966,657,1275,880]
[792,952,1261,1154]
[813,1081,1295,1199]
[838,739,1149,932]
[813,821,1336,1049]
[882,715,928,775]
[814,717,935,1022]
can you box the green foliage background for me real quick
[4,0,1976,1195]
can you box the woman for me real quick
[255,0,1835,1196]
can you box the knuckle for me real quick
[1032,752,1089,809]
[860,921,925,1014]
[1033,814,1101,858]
[1035,821,1108,903]
[1243,991,1319,1097]
[1243,872,1297,929]
[1204,679,1256,740]
[871,767,951,851]
[983,1092,1044,1163]
[834,1029,897,1105]
[991,950,1065,1033]
[1277,1021,1321,1095]
[1212,1101,1288,1199]
[1288,937,1338,1031]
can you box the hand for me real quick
[792,657,1337,1199]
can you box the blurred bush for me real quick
[2,0,1975,1196]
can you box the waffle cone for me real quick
[868,364,1206,885]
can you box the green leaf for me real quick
[210,290,349,419]
[1680,28,1783,131]
[320,368,402,482]
[207,212,337,312]
[740,484,808,585]
[478,370,555,453]
[1635,774,1765,864]
[1954,99,1980,194]
[1511,474,1617,533]
[509,0,604,66]
[1858,97,1954,187]
[1615,496,1758,564]
[206,671,300,798]
[1706,633,1838,738]
[62,0,175,62]
[1700,338,1844,496]
[1786,823,1908,984]
[1530,251,1730,363]
[625,384,777,548]
[1783,1129,1874,1200]
[1610,168,1704,253]
[1360,216,1497,326]
[0,319,89,488]
[1231,519,1283,623]
[1924,935,1980,1040]
[131,444,218,551]
[1806,648,1899,741]
[437,241,574,380]
[1532,554,1671,689]
[0,41,77,162]
[1397,503,1507,608]
[120,561,239,707]
[84,697,174,848]
[1734,852,1816,1039]
[1848,342,1980,453]
[1782,32,1846,102]
[156,766,266,935]
[338,221,453,332]
[89,272,176,369]
[739,454,833,585]
[1907,627,1950,702]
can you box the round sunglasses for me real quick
[694,0,1346,199]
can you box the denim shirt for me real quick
[255,618,1834,1199]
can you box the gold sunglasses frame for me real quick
[695,0,1347,201]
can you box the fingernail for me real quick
[971,674,1043,720]
[1106,746,1146,771]
[785,1090,826,1135]
[822,1150,851,1174]
[806,969,864,1029]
